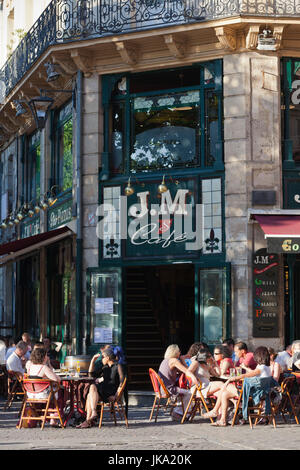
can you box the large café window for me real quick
[107,61,223,175]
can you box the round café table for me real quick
[59,375,95,426]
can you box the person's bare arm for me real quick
[170,358,198,385]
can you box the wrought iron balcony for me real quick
[0,0,300,101]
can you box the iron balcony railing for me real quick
[0,0,300,100]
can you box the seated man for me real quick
[6,340,28,376]
[289,340,300,371]
[234,341,257,371]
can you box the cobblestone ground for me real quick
[1,398,300,453]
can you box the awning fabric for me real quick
[254,215,300,238]
[0,226,73,264]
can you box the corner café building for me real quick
[3,0,300,389]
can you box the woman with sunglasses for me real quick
[213,345,234,376]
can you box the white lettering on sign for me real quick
[291,80,300,105]
[49,205,72,229]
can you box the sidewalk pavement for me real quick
[0,398,300,451]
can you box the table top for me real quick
[58,375,94,382]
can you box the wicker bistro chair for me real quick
[275,376,300,425]
[17,378,64,430]
[98,377,128,428]
[4,370,26,411]
[180,382,216,424]
[232,378,277,428]
[148,368,184,422]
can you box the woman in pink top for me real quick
[213,345,234,376]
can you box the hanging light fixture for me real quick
[44,62,61,82]
[158,175,168,194]
[13,100,27,117]
[7,214,14,227]
[14,89,73,130]
[0,220,7,230]
[124,177,134,196]
[34,202,41,214]
[39,198,48,211]
[27,92,54,130]
[47,185,59,207]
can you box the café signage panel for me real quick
[48,198,72,231]
[252,248,279,338]
[267,237,300,253]
[125,178,198,258]
[21,216,40,239]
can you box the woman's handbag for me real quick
[22,406,38,428]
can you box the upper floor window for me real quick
[52,101,73,193]
[105,61,223,175]
[26,131,41,202]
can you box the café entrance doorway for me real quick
[125,264,194,390]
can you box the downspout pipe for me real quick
[75,70,83,354]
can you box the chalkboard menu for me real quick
[253,248,279,338]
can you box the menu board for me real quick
[95,297,114,314]
[252,248,279,337]
[94,327,113,344]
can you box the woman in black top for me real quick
[77,348,124,428]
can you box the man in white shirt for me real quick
[6,341,28,375]
[275,344,292,371]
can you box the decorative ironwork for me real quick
[1,0,300,101]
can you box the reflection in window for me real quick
[205,91,219,167]
[59,119,73,191]
[111,102,125,174]
[54,102,73,192]
[200,268,226,344]
[131,91,200,171]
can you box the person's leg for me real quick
[202,383,234,418]
[216,385,237,425]
[173,388,191,416]
[86,384,99,421]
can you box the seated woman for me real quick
[77,348,125,428]
[158,344,198,421]
[187,349,226,403]
[268,347,283,383]
[213,345,234,376]
[202,346,272,426]
[26,348,63,426]
[182,342,209,367]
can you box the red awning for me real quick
[0,226,73,264]
[254,215,300,238]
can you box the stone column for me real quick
[223,52,282,348]
[81,73,103,350]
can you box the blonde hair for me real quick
[164,344,180,359]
